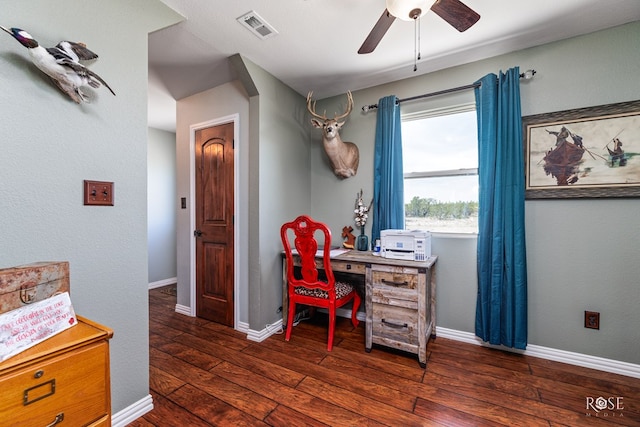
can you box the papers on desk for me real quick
[290,248,351,258]
[328,248,350,258]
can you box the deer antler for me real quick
[334,91,353,121]
[306,91,327,121]
[307,91,354,122]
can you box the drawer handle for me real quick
[381,319,408,329]
[45,413,64,427]
[381,279,409,287]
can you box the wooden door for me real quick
[195,122,234,326]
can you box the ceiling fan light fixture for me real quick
[386,0,430,21]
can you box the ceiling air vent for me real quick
[237,11,278,40]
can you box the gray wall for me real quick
[1,0,182,415]
[312,22,640,364]
[148,127,177,284]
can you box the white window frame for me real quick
[401,103,478,235]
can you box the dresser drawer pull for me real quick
[381,319,408,329]
[45,413,64,427]
[23,379,56,405]
[381,279,409,287]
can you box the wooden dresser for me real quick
[0,316,113,427]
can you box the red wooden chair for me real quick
[280,215,361,351]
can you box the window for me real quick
[402,105,478,234]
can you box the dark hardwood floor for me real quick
[129,286,640,426]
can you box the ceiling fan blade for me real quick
[358,9,396,54]
[430,0,480,32]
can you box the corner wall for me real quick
[0,0,183,415]
[238,57,313,330]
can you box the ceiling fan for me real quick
[358,0,480,54]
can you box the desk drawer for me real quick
[371,270,418,302]
[329,260,366,274]
[0,342,109,427]
[371,303,418,346]
[292,257,366,275]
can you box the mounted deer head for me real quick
[307,91,360,179]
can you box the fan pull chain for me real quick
[418,17,421,62]
[413,16,422,72]
[413,18,419,73]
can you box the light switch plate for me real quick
[84,180,114,206]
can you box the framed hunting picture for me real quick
[523,100,640,199]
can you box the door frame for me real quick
[188,114,240,328]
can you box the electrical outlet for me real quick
[585,311,600,330]
[84,180,114,206]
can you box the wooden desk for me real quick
[281,250,437,366]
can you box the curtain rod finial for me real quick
[520,69,536,80]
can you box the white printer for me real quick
[380,229,431,261]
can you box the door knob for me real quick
[194,230,203,237]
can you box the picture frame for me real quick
[523,100,640,199]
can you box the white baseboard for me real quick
[436,327,640,379]
[335,307,367,322]
[148,277,177,290]
[175,303,192,316]
[244,321,640,378]
[236,320,250,333]
[247,319,283,342]
[246,308,365,343]
[111,394,154,427]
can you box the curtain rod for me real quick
[361,69,536,112]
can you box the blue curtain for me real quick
[474,67,528,349]
[372,95,404,244]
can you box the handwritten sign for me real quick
[0,292,76,362]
